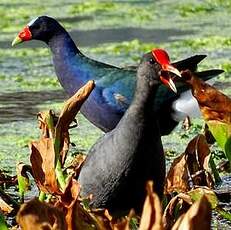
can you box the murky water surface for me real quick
[0,0,230,228]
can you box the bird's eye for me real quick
[149,58,155,64]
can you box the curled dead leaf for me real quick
[182,70,231,123]
[172,195,211,230]
[30,138,61,194]
[165,134,214,194]
[139,181,163,230]
[163,187,216,229]
[55,80,95,165]
[163,193,191,230]
[56,178,81,230]
[17,198,66,230]
[182,70,231,166]
[187,187,218,209]
[56,80,95,132]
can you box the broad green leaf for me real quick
[208,121,231,163]
[225,136,231,163]
[0,213,8,230]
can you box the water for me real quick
[0,0,230,228]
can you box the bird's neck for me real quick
[112,77,160,164]
[46,30,91,95]
[48,31,81,60]
[132,79,158,114]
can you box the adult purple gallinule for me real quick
[78,49,181,216]
[12,16,223,135]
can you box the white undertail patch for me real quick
[171,78,215,121]
[172,90,201,121]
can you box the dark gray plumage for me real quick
[78,52,171,216]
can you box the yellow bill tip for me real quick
[12,36,22,46]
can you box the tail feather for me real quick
[195,69,224,81]
[172,54,207,72]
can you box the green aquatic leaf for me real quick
[209,156,222,185]
[16,163,31,202]
[0,213,8,230]
[208,121,231,164]
[216,207,231,221]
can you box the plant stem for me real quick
[38,191,46,201]
[55,159,66,190]
[46,112,66,191]
[209,155,222,185]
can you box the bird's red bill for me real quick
[152,48,181,78]
[18,26,32,41]
[12,26,32,46]
[160,75,177,93]
[152,48,181,93]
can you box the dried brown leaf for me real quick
[60,132,70,166]
[111,210,135,230]
[139,181,163,230]
[171,195,211,230]
[60,178,80,208]
[182,70,231,123]
[56,80,95,132]
[91,208,114,230]
[17,198,66,230]
[163,193,191,230]
[165,134,214,194]
[59,178,81,230]
[66,153,86,178]
[55,80,95,165]
[37,110,57,138]
[56,179,112,230]
[163,187,215,229]
[30,138,61,194]
[62,201,112,230]
[165,153,189,193]
[0,198,13,213]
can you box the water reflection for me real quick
[0,27,193,49]
[0,90,66,123]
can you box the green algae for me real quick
[176,0,231,17]
[170,36,231,51]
